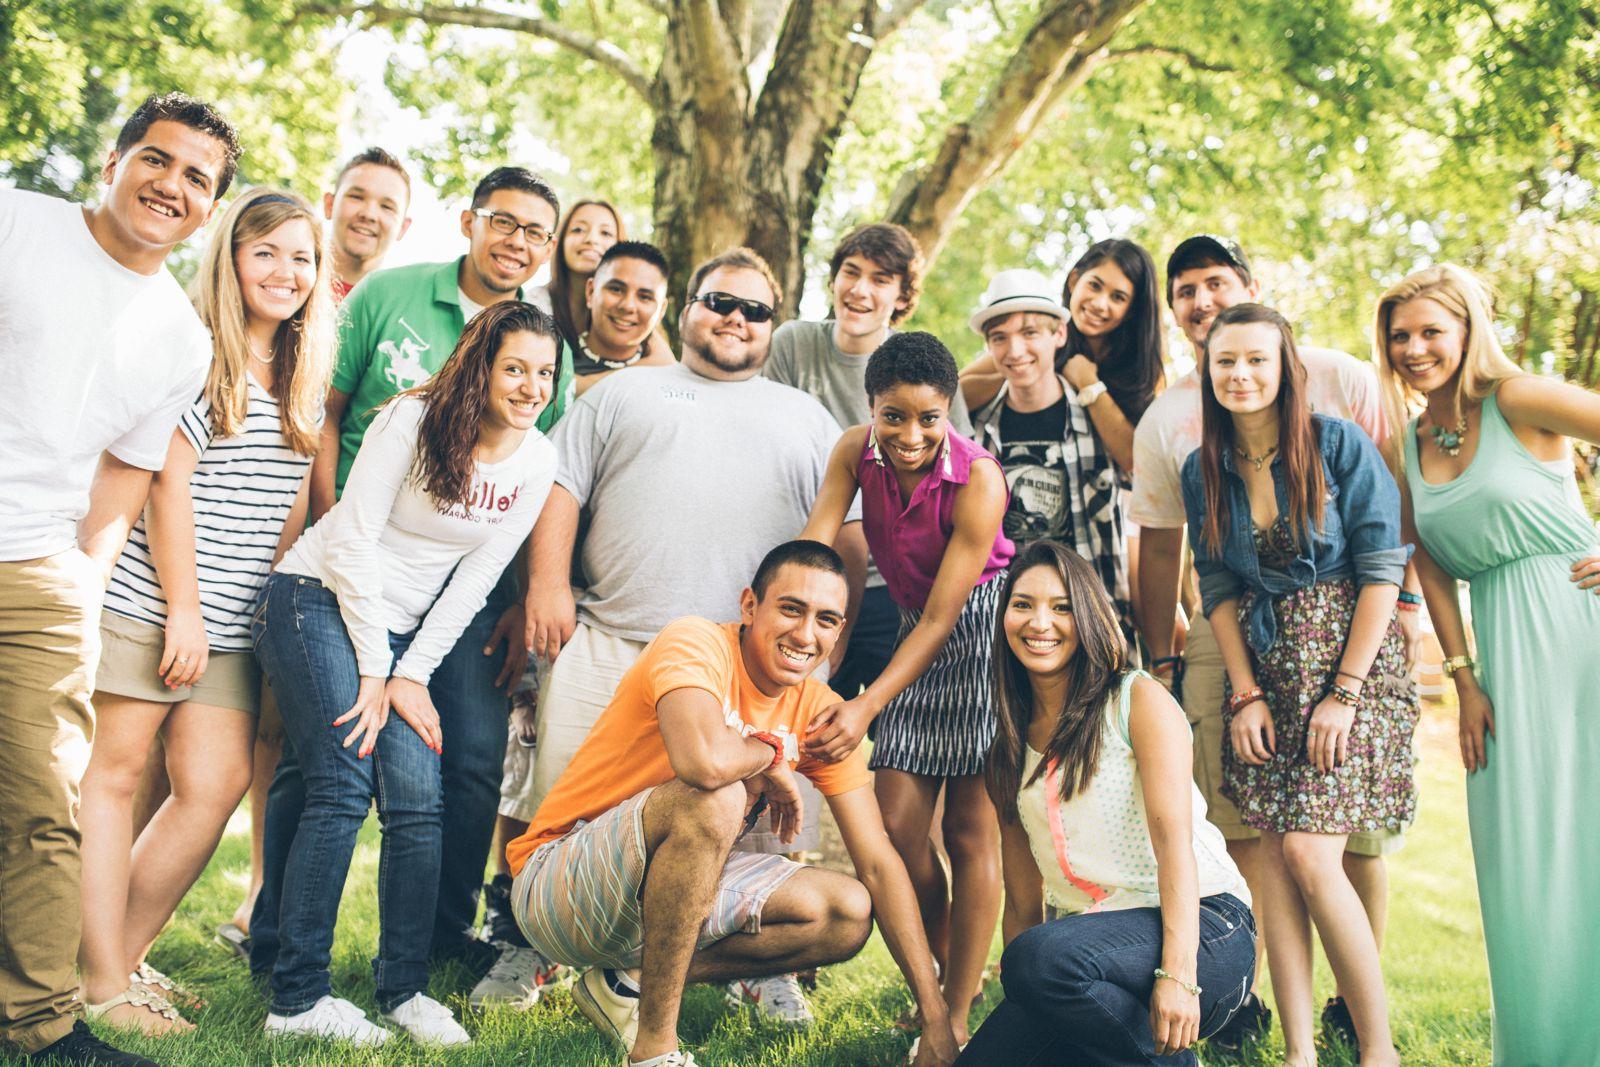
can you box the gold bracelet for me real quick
[1153,967,1201,996]
[1442,654,1475,675]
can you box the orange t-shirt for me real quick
[506,617,872,874]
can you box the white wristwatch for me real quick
[1077,381,1109,407]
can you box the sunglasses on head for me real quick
[693,291,775,323]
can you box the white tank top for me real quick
[1016,671,1249,914]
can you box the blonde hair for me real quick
[190,188,334,454]
[1372,263,1522,470]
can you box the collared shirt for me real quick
[856,428,1013,612]
[331,257,575,494]
[1179,414,1411,653]
[973,374,1132,637]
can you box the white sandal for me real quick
[132,961,204,1010]
[86,982,189,1032]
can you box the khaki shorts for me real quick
[1183,614,1406,857]
[95,610,261,715]
[511,786,803,969]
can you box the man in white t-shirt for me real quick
[1130,235,1417,1052]
[521,247,864,1024]
[0,93,237,1065]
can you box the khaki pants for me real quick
[1183,613,1405,856]
[0,550,103,1052]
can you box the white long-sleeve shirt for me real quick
[279,396,555,683]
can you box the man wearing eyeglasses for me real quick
[517,250,865,1025]
[246,167,569,989]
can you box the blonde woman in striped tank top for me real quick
[963,540,1256,1065]
[77,189,333,1033]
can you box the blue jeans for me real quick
[251,579,514,980]
[250,574,443,1014]
[831,584,897,699]
[959,893,1257,1067]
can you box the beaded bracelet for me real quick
[1227,686,1265,714]
[1397,600,1420,613]
[1329,682,1361,706]
[1397,589,1423,606]
[1153,968,1202,996]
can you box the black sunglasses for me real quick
[693,291,775,323]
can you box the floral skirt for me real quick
[1221,579,1418,835]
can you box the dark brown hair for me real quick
[987,541,1130,824]
[548,199,626,348]
[406,302,560,510]
[116,92,242,197]
[829,223,923,325]
[1197,303,1326,554]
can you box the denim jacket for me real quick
[1179,414,1411,654]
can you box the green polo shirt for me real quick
[330,256,575,494]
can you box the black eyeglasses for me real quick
[692,291,775,323]
[472,208,554,247]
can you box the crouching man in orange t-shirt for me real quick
[503,540,959,1067]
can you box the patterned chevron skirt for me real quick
[868,572,1005,778]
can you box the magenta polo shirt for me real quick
[856,428,1014,612]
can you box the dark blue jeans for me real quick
[250,573,443,1014]
[960,893,1257,1067]
[831,584,898,699]
[251,579,513,983]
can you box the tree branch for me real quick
[1102,43,1238,74]
[887,0,1149,267]
[684,0,751,112]
[299,0,654,98]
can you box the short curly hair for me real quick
[863,331,958,401]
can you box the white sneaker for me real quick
[725,973,815,1026]
[380,992,472,1046]
[628,1051,699,1066]
[469,942,563,1007]
[265,994,392,1046]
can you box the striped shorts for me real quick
[510,786,804,970]
[869,571,1005,777]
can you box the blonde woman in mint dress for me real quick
[1376,264,1600,1065]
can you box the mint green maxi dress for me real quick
[1405,391,1600,1066]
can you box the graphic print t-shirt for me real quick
[997,397,1073,546]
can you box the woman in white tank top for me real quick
[961,540,1256,1065]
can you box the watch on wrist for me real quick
[751,731,786,769]
[1077,381,1109,407]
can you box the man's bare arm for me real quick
[79,454,155,584]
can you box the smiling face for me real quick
[1066,260,1134,338]
[680,266,777,379]
[563,203,620,276]
[1385,296,1467,396]
[1207,320,1284,416]
[101,119,227,258]
[739,563,848,695]
[1171,263,1257,350]
[235,217,318,329]
[831,253,907,342]
[460,189,558,297]
[325,163,410,267]
[1003,564,1080,677]
[984,311,1067,392]
[482,329,558,433]
[870,382,951,474]
[587,256,668,350]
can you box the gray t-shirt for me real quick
[763,319,973,434]
[553,361,846,641]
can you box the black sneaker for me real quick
[480,875,529,948]
[1320,995,1359,1051]
[1207,991,1272,1056]
[25,1021,160,1066]
[430,932,499,978]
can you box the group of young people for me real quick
[1,88,1596,1067]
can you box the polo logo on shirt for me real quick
[721,703,800,763]
[379,318,433,390]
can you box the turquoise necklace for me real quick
[1429,410,1468,457]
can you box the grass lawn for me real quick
[14,697,1490,1066]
